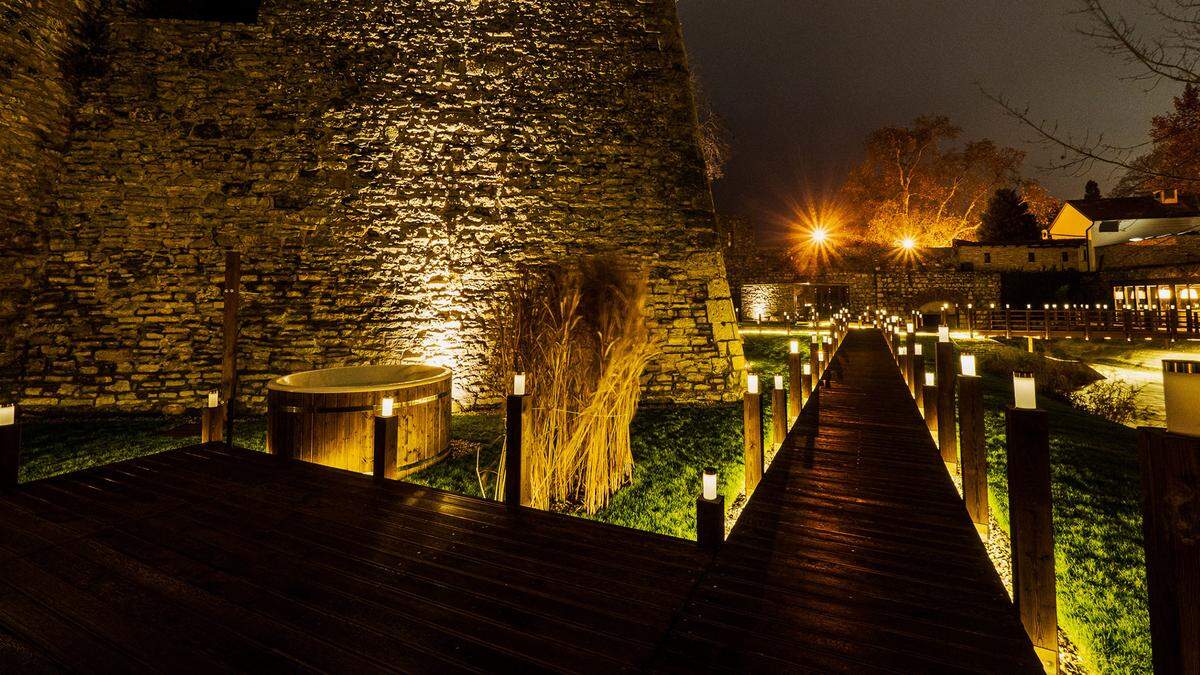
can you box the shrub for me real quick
[487,256,657,513]
[1068,379,1151,425]
[971,340,1100,396]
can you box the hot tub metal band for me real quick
[281,390,449,415]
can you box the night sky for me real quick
[678,0,1177,224]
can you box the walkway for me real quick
[0,330,1040,672]
[653,329,1041,672]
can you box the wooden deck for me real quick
[0,329,1040,672]
[653,329,1042,672]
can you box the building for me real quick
[951,239,1088,272]
[1048,190,1200,270]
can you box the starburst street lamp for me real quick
[900,236,916,251]
[810,226,829,245]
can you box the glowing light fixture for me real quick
[789,340,799,354]
[1163,360,1200,437]
[925,372,935,387]
[702,467,718,500]
[774,375,784,390]
[802,363,811,375]
[380,397,395,418]
[898,346,908,356]
[810,226,828,245]
[207,391,219,408]
[513,373,526,396]
[914,343,923,356]
[938,326,949,342]
[906,322,915,333]
[747,374,760,395]
[0,405,13,427]
[961,354,976,377]
[1158,287,1172,300]
[1013,371,1037,409]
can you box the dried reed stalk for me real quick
[488,256,656,513]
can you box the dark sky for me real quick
[677,0,1177,226]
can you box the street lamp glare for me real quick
[811,226,828,244]
[900,237,916,251]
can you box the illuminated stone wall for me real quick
[6,0,742,411]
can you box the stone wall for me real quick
[954,241,1088,272]
[7,0,742,411]
[0,0,142,392]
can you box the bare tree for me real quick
[988,0,1200,186]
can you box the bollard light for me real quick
[960,354,976,377]
[802,363,811,376]
[1013,371,1037,409]
[914,343,923,356]
[774,375,784,390]
[0,405,13,427]
[747,373,759,394]
[906,321,915,333]
[702,467,718,500]
[513,373,526,396]
[818,349,825,363]
[380,397,395,418]
[789,339,799,354]
[207,391,219,408]
[1163,359,1200,437]
[938,325,950,342]
[925,372,935,387]
[898,346,907,356]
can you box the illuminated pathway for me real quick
[0,330,1039,672]
[651,329,1042,672]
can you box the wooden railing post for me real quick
[923,382,938,442]
[809,336,821,383]
[1138,428,1200,673]
[1006,404,1058,673]
[1,405,19,490]
[913,349,926,407]
[373,407,399,483]
[201,392,227,444]
[1005,306,1012,339]
[788,342,803,421]
[801,363,813,401]
[772,377,787,447]
[744,378,764,496]
[935,340,958,472]
[221,250,241,444]
[504,392,532,508]
[696,467,725,552]
[958,373,987,537]
[1124,308,1133,341]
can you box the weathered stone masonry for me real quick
[2,0,742,412]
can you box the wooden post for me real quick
[744,389,764,495]
[772,383,787,447]
[1006,405,1058,673]
[913,353,926,408]
[958,374,987,537]
[221,251,241,444]
[788,349,803,420]
[1168,308,1179,342]
[201,402,227,444]
[373,413,399,482]
[1005,306,1012,339]
[504,393,532,508]
[809,338,821,383]
[905,331,916,389]
[801,365,813,402]
[935,341,958,471]
[696,492,725,552]
[1137,428,1200,674]
[923,384,938,442]
[1042,309,1049,340]
[1124,308,1133,341]
[899,348,910,388]
[1,405,19,490]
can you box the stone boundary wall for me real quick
[737,268,1001,318]
[7,0,742,411]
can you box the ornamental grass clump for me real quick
[488,256,657,513]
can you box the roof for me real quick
[953,239,1084,248]
[1065,196,1200,221]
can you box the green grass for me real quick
[980,374,1150,674]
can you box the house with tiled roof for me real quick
[1048,190,1200,270]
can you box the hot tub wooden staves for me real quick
[266,365,451,477]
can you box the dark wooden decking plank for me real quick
[653,329,1042,674]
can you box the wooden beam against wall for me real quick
[221,251,241,444]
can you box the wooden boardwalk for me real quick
[653,329,1042,672]
[0,330,1040,672]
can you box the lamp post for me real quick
[201,390,226,444]
[505,374,532,508]
[922,372,938,441]
[772,375,787,447]
[373,396,399,483]
[788,340,803,421]
[696,467,724,551]
[1137,359,1200,673]
[1,404,19,489]
[744,374,764,495]
[1006,371,1058,673]
[935,327,958,472]
[958,355,987,537]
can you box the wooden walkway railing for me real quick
[959,306,1200,341]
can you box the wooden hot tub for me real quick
[266,364,452,477]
